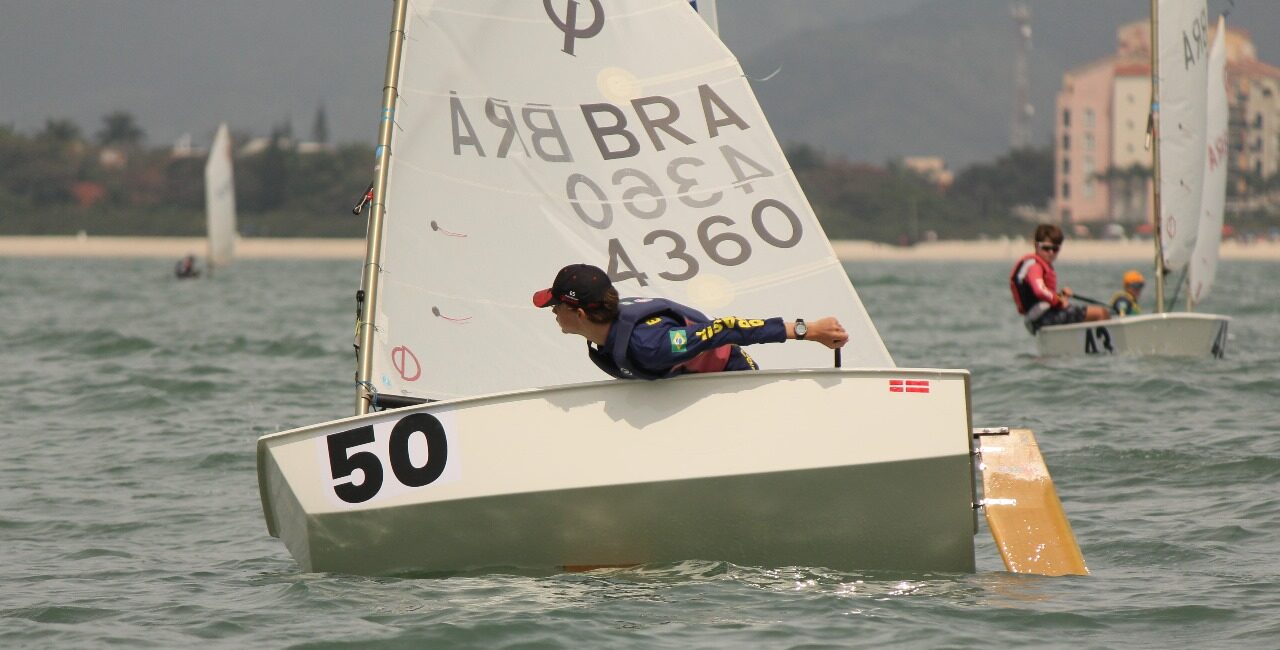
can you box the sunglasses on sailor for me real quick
[1038,243,1061,253]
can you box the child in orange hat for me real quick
[1110,270,1145,316]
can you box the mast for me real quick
[691,0,720,35]
[356,0,410,415]
[1010,2,1033,149]
[1149,0,1168,312]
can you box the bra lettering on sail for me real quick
[448,84,750,163]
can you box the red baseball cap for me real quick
[532,264,612,308]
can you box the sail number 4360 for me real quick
[325,413,449,504]
[564,150,804,287]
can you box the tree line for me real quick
[0,111,1052,243]
[0,111,370,238]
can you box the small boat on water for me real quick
[1037,0,1229,358]
[257,0,1084,577]
[173,254,200,279]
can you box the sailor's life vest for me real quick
[1009,253,1062,333]
[1110,291,1141,316]
[587,297,755,380]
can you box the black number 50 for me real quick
[326,413,449,504]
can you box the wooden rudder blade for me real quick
[978,428,1088,576]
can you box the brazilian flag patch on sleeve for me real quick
[669,328,688,353]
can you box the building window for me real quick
[1127,119,1135,130]
[1085,109,1095,128]
[1063,109,1071,127]
[1063,158,1071,174]
[1254,113,1264,128]
[1127,93,1135,104]
[1062,182,1071,198]
[1256,161,1263,175]
[1084,178,1095,199]
[1063,134,1071,150]
[1085,133,1095,151]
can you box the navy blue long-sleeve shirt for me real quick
[602,312,787,376]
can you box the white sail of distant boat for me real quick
[1035,0,1228,358]
[204,122,237,273]
[1155,0,1208,274]
[1189,15,1227,307]
[690,0,719,34]
[257,0,1084,577]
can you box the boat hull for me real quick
[258,369,977,575]
[1036,312,1229,358]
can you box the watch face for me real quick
[795,321,807,337]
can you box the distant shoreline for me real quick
[0,236,365,260]
[2,235,1279,262]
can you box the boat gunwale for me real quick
[257,366,972,446]
[1037,311,1230,336]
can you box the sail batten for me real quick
[372,0,892,400]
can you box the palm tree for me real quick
[96,111,145,147]
[39,119,82,145]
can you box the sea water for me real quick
[1,256,1277,648]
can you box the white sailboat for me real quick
[1037,0,1229,358]
[257,0,1083,576]
[204,122,237,274]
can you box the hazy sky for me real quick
[1,1,383,147]
[0,0,1261,162]
[0,0,926,149]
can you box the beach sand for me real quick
[0,236,365,260]
[831,238,1280,262]
[2,235,1278,262]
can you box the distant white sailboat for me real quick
[204,122,237,275]
[257,0,1084,577]
[1037,0,1229,358]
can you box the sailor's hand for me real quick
[1060,286,1074,298]
[809,316,848,350]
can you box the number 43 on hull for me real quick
[1037,313,1228,358]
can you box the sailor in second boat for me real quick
[1009,224,1109,333]
[532,264,848,379]
[1110,270,1145,316]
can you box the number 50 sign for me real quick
[319,412,458,507]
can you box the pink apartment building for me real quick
[1055,20,1280,227]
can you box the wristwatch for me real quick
[794,318,807,340]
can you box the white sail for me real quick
[1156,0,1209,272]
[1189,16,1227,306]
[204,123,237,270]
[690,0,719,35]
[372,0,893,401]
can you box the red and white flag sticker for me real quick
[889,379,931,394]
